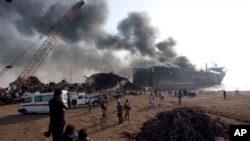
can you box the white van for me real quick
[18,90,68,114]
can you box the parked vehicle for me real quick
[67,91,78,108]
[20,93,32,99]
[76,92,102,107]
[18,90,68,114]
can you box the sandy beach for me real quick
[0,90,250,141]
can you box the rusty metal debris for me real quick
[19,73,140,93]
[123,106,229,141]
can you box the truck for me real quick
[0,94,23,105]
[70,91,102,107]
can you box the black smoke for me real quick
[95,12,194,69]
[174,56,195,70]
[0,0,108,42]
[0,0,195,87]
[97,12,157,57]
[63,0,108,43]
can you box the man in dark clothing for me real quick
[88,97,92,113]
[104,94,108,105]
[178,92,182,105]
[67,93,71,109]
[117,102,124,123]
[44,89,67,141]
[223,90,227,99]
[101,100,107,122]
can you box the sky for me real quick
[0,0,250,89]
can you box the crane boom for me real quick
[14,0,85,88]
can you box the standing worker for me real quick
[159,92,164,106]
[67,93,71,109]
[178,90,182,105]
[117,96,121,105]
[88,97,92,113]
[223,90,227,99]
[124,99,131,121]
[101,100,107,122]
[117,102,124,123]
[44,89,67,141]
[149,92,154,109]
[104,94,108,105]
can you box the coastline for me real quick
[200,84,250,92]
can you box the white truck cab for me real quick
[76,92,102,107]
[18,90,68,114]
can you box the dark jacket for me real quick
[59,133,76,141]
[117,104,124,116]
[49,97,66,125]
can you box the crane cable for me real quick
[0,34,47,78]
[0,0,80,79]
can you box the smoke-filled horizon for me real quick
[0,0,194,87]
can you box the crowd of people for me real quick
[44,89,134,141]
[45,87,201,141]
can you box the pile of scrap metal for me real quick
[123,106,229,141]
[25,76,43,92]
[8,76,70,94]
[12,72,140,95]
[0,87,9,101]
[85,72,141,93]
[0,87,6,94]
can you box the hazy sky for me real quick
[105,0,250,87]
[0,0,250,88]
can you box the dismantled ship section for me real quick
[133,66,226,90]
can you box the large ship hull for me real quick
[133,66,226,90]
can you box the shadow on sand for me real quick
[88,122,119,134]
[0,113,48,126]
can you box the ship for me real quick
[133,65,226,90]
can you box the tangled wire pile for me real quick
[134,106,229,141]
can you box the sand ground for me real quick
[0,90,250,141]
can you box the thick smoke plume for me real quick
[96,12,194,68]
[0,0,194,87]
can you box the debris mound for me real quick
[85,72,141,91]
[134,106,229,141]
